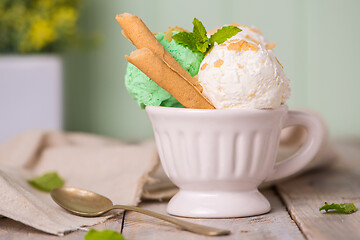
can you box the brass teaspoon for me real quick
[51,187,230,236]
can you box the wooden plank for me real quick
[122,189,304,240]
[276,140,360,240]
[0,215,124,239]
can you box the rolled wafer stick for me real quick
[126,48,214,109]
[121,30,134,45]
[115,13,203,92]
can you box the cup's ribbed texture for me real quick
[147,107,287,192]
[155,128,280,188]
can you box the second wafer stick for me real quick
[126,48,214,109]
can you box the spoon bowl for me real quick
[51,187,113,217]
[51,187,231,236]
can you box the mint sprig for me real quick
[172,18,241,54]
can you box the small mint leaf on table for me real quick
[209,26,242,45]
[319,202,357,214]
[28,172,64,192]
[84,229,125,240]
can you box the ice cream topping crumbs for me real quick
[226,40,258,52]
[198,25,290,110]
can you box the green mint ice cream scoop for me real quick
[124,31,204,109]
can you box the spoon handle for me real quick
[112,205,230,236]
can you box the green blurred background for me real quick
[63,0,360,141]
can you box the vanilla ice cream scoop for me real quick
[198,31,290,109]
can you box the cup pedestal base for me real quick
[167,189,271,218]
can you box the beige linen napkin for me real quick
[0,131,159,235]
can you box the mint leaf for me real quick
[192,18,207,42]
[196,40,210,53]
[85,229,125,240]
[28,172,64,192]
[172,31,198,52]
[209,26,241,45]
[319,202,357,214]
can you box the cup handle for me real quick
[265,110,325,182]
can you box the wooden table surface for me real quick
[1,140,359,240]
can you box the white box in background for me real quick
[0,55,63,143]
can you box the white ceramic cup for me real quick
[146,105,324,218]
